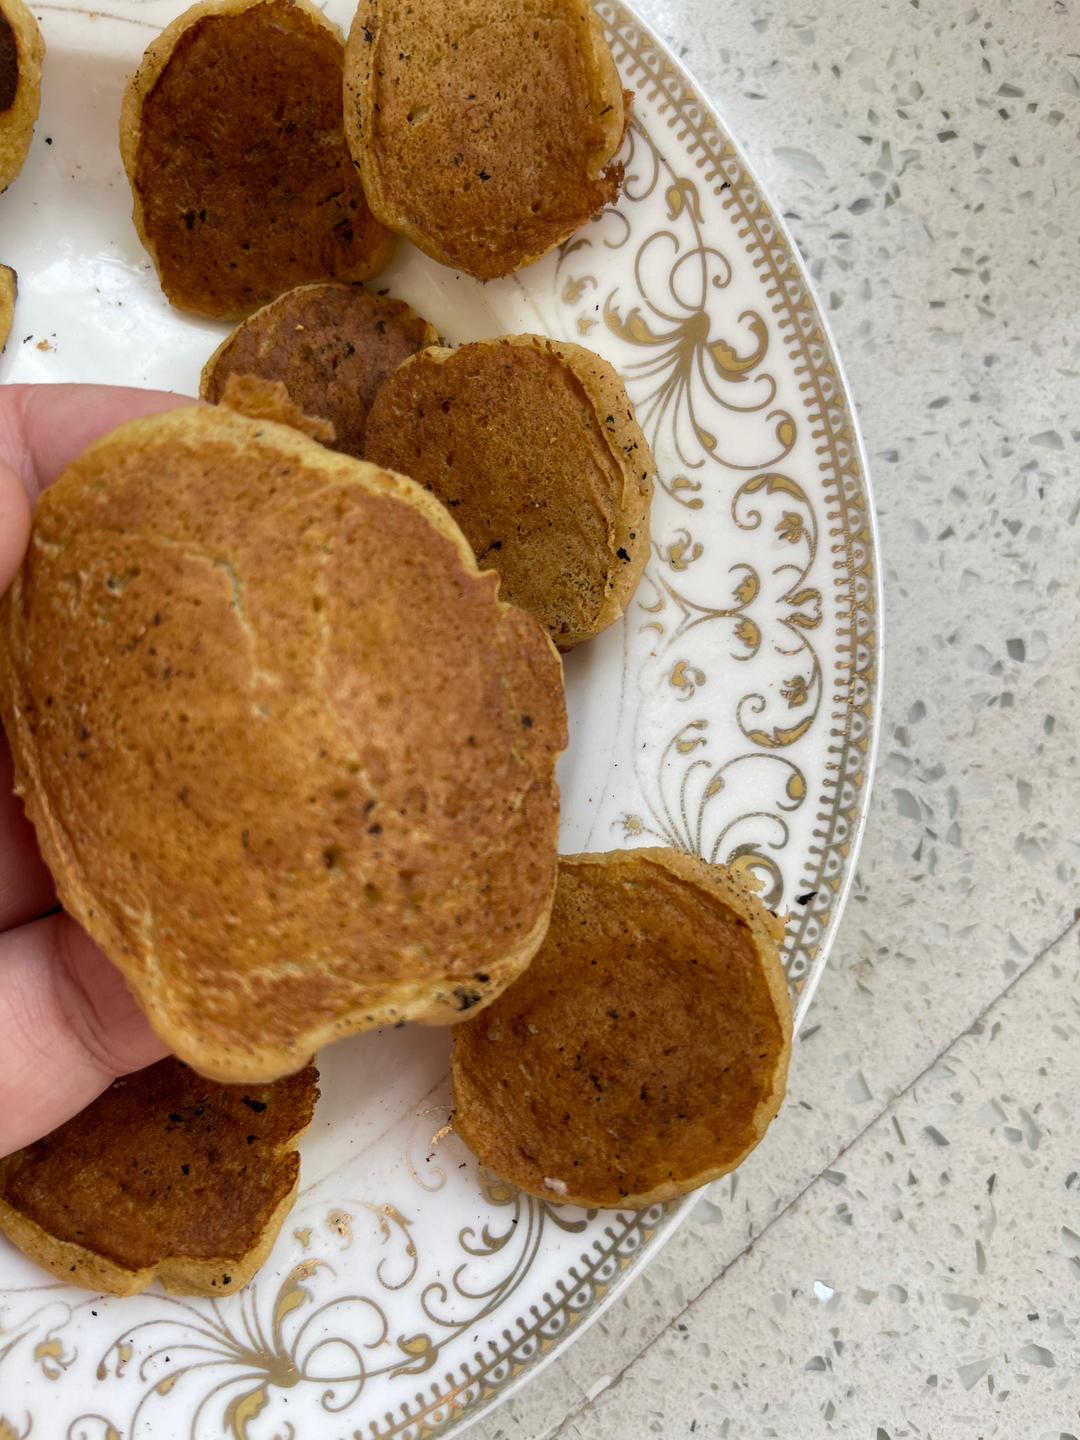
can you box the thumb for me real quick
[0,912,169,1158]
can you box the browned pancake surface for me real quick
[0,1058,318,1295]
[452,849,792,1208]
[0,0,44,193]
[364,335,653,649]
[120,0,394,317]
[343,0,626,279]
[0,404,565,1082]
[201,282,438,457]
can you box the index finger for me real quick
[0,382,198,502]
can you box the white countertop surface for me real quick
[466,0,1080,1435]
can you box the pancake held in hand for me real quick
[0,1059,318,1296]
[0,264,14,350]
[0,403,566,1082]
[201,282,439,459]
[0,0,44,193]
[343,0,627,280]
[364,335,654,650]
[452,849,792,1209]
[119,0,395,317]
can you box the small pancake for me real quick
[0,264,14,350]
[119,0,395,318]
[0,0,44,194]
[201,282,438,458]
[343,0,627,279]
[0,1058,318,1296]
[0,403,566,1083]
[452,849,793,1209]
[364,334,654,650]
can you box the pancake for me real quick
[0,0,44,194]
[0,263,14,350]
[119,0,395,318]
[0,402,567,1083]
[364,334,654,650]
[201,282,438,458]
[0,1058,318,1295]
[451,848,793,1209]
[343,0,627,279]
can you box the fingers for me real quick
[0,736,56,930]
[0,383,198,503]
[0,383,201,1158]
[0,910,168,1158]
[0,383,201,950]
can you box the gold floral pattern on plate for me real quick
[0,2,879,1435]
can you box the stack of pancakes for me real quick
[204,308,655,651]
[0,0,794,1295]
[0,390,569,1291]
[200,283,440,459]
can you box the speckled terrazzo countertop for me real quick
[464,0,1080,1436]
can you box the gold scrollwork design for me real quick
[8,1159,616,1440]
[556,118,798,492]
[620,718,808,906]
[561,273,597,305]
[668,659,706,699]
[657,527,703,571]
[90,1258,380,1436]
[724,470,824,744]
[0,1290,87,1387]
[67,1418,122,1440]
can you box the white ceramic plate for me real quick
[0,2,880,1435]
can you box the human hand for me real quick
[0,383,198,1158]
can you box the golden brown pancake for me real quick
[343,0,627,280]
[0,402,566,1083]
[0,263,14,350]
[452,849,793,1209]
[0,1058,318,1296]
[0,0,44,194]
[201,282,438,458]
[364,334,654,650]
[119,0,395,318]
